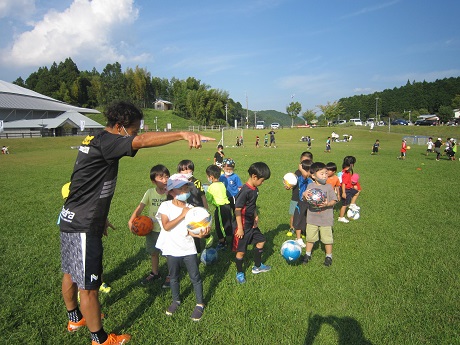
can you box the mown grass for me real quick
[0,125,459,345]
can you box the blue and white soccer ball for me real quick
[347,208,360,220]
[200,248,218,265]
[280,240,302,262]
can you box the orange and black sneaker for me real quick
[67,314,105,332]
[91,333,131,345]
[67,317,87,332]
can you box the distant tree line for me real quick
[338,78,460,123]
[12,57,246,126]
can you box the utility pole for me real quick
[225,103,228,126]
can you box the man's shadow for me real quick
[101,247,167,333]
[304,313,373,345]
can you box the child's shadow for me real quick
[304,313,373,345]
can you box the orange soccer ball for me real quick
[132,215,154,236]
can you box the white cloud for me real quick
[1,0,140,67]
[0,0,35,19]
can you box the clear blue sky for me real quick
[1,0,459,114]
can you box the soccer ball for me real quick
[283,172,297,188]
[347,208,360,220]
[200,248,218,265]
[185,207,212,234]
[305,188,327,207]
[280,240,302,262]
[406,146,411,150]
[132,215,154,236]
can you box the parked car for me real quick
[349,118,363,126]
[270,123,280,129]
[332,120,346,125]
[415,119,437,126]
[391,119,409,125]
[365,118,375,126]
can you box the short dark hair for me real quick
[310,162,326,174]
[105,101,143,127]
[248,162,271,180]
[150,164,170,181]
[206,165,221,179]
[177,159,194,172]
[326,162,337,172]
[301,159,313,172]
[300,151,313,161]
[217,144,224,149]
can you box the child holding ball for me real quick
[155,174,210,321]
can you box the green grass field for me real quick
[0,125,459,345]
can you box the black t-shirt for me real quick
[187,176,205,207]
[60,131,137,235]
[214,150,224,164]
[235,183,258,229]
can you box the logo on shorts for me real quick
[90,274,99,282]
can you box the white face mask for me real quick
[224,171,233,176]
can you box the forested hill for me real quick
[338,77,460,122]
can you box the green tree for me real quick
[317,101,344,124]
[302,109,317,125]
[100,62,126,105]
[286,101,302,128]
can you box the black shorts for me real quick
[232,227,266,253]
[60,232,103,290]
[293,201,308,232]
[341,188,359,206]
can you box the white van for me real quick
[349,118,363,126]
[255,120,265,129]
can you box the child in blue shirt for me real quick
[219,158,243,212]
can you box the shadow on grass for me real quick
[102,247,168,333]
[304,313,373,345]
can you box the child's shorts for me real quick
[341,188,358,206]
[232,227,266,253]
[292,201,308,232]
[306,224,333,244]
[145,231,161,255]
[289,200,298,215]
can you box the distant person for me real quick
[434,138,443,161]
[371,140,380,155]
[1,145,9,154]
[447,138,456,161]
[255,135,260,148]
[306,136,312,150]
[398,139,407,160]
[213,144,225,167]
[369,122,375,130]
[233,162,271,284]
[426,137,434,156]
[59,101,213,345]
[325,137,331,153]
[268,130,276,148]
[264,134,268,147]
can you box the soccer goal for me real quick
[218,127,245,148]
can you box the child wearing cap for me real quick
[219,158,243,213]
[155,174,210,321]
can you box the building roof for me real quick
[3,110,104,129]
[0,80,99,114]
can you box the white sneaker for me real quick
[338,217,349,223]
[350,204,360,211]
[296,238,306,248]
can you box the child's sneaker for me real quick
[349,204,360,211]
[236,272,246,284]
[91,333,131,345]
[215,242,227,251]
[324,256,333,267]
[252,263,271,274]
[190,305,204,321]
[140,272,161,285]
[165,301,180,316]
[162,276,171,289]
[68,314,105,332]
[302,254,312,265]
[338,217,349,223]
[296,238,306,248]
[99,282,111,293]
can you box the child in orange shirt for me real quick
[326,162,341,200]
